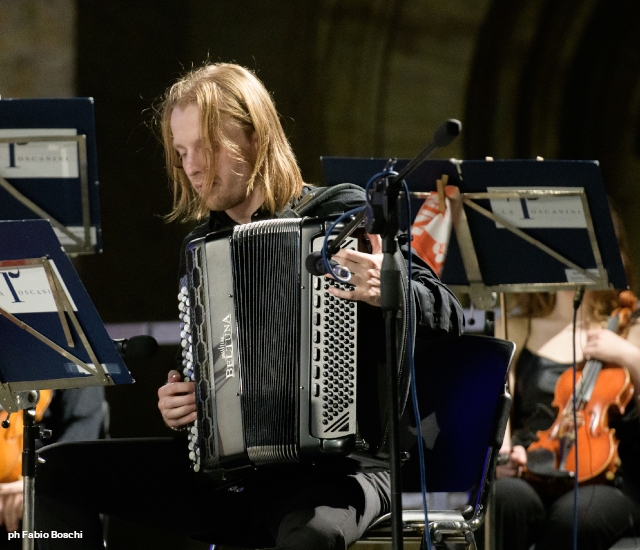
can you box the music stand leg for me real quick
[484,484,496,550]
[22,408,38,550]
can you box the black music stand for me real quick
[0,98,101,255]
[0,220,132,549]
[322,157,627,302]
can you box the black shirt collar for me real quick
[208,207,273,232]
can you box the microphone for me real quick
[113,335,159,359]
[390,118,462,187]
[432,118,462,148]
[305,252,352,282]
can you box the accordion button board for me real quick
[178,283,201,471]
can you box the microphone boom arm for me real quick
[389,118,461,189]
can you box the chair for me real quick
[351,333,515,550]
[607,539,640,550]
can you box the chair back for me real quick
[402,334,514,512]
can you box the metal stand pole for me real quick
[383,256,403,550]
[22,408,37,550]
[21,406,49,550]
[378,180,404,550]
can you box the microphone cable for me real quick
[571,286,585,550]
[401,179,434,550]
[320,172,433,549]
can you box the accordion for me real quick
[178,217,392,474]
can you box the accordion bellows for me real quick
[179,218,361,472]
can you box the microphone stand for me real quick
[368,119,461,550]
[309,119,461,550]
[376,174,405,550]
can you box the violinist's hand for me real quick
[328,234,383,307]
[584,327,640,370]
[496,445,527,480]
[0,479,23,532]
[158,370,197,429]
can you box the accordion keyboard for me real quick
[178,281,201,471]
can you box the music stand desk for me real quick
[321,157,627,308]
[0,98,101,255]
[0,219,132,547]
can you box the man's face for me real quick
[170,104,257,213]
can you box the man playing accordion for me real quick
[34,63,464,549]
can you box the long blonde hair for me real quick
[157,63,304,222]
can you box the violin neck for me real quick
[572,316,618,407]
[575,359,603,405]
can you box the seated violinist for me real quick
[487,282,640,550]
[0,387,106,545]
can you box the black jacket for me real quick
[177,184,464,460]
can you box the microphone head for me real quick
[432,119,462,148]
[124,335,159,360]
[305,251,324,277]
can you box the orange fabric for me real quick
[410,186,458,275]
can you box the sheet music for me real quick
[0,260,78,314]
[0,128,79,179]
[487,186,588,228]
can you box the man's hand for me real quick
[158,370,197,429]
[0,479,23,533]
[496,444,527,479]
[328,233,383,307]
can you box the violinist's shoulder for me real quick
[495,313,529,342]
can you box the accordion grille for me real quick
[232,220,301,464]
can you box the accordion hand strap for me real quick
[279,183,365,218]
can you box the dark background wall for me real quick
[464,0,640,274]
[2,0,640,547]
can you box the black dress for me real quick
[489,348,640,550]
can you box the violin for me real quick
[0,390,53,483]
[523,291,637,494]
